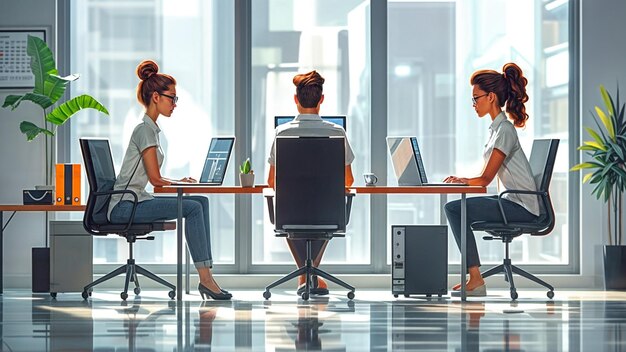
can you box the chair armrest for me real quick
[496,189,547,225]
[345,190,356,225]
[264,189,275,225]
[93,189,140,232]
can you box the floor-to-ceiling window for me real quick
[387,0,570,268]
[68,0,572,275]
[70,0,236,266]
[249,0,372,266]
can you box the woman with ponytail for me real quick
[443,63,539,297]
[108,60,231,300]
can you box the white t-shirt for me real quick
[107,114,164,219]
[484,112,540,216]
[267,114,355,166]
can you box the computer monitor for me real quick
[274,116,347,130]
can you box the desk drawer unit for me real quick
[50,221,93,294]
[391,225,447,297]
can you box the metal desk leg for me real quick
[461,193,467,301]
[1,211,3,294]
[177,189,183,301]
[185,243,190,294]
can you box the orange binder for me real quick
[55,164,81,205]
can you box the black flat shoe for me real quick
[311,276,329,296]
[198,283,232,300]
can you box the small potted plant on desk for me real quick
[571,84,626,290]
[240,158,255,187]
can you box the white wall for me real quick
[579,0,626,287]
[0,0,57,287]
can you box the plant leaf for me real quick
[43,74,79,104]
[27,35,58,95]
[2,95,24,109]
[584,140,606,151]
[4,93,53,110]
[583,173,594,183]
[571,162,602,171]
[585,127,606,146]
[19,121,54,141]
[600,85,615,116]
[46,94,109,125]
[596,106,615,141]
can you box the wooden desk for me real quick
[355,186,487,301]
[155,184,486,301]
[154,185,266,300]
[0,205,86,294]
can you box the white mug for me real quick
[363,173,378,186]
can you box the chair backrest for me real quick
[528,138,559,234]
[80,138,117,227]
[275,136,346,232]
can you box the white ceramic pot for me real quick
[240,173,255,187]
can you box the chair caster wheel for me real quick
[169,290,176,299]
[347,291,355,300]
[426,294,432,298]
[547,291,554,299]
[302,292,309,300]
[510,290,518,300]
[438,294,443,298]
[121,292,128,300]
[50,292,57,298]
[82,290,89,300]
[393,294,398,298]
[263,291,271,300]
[404,294,410,298]
[134,287,141,295]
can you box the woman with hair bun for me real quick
[108,60,231,300]
[443,63,539,297]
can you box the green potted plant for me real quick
[571,84,626,290]
[239,158,255,187]
[2,35,109,189]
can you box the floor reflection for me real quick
[1,290,625,351]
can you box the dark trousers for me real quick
[444,196,537,268]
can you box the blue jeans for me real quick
[110,196,212,269]
[444,195,537,269]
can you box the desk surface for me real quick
[154,185,486,195]
[353,186,486,194]
[0,205,86,211]
[154,185,266,194]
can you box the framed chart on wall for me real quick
[0,28,47,89]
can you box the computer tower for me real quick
[391,225,448,297]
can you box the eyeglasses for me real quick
[472,93,489,105]
[159,93,178,104]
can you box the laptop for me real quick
[171,137,235,186]
[387,136,467,186]
[274,115,347,130]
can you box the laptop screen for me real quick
[274,116,347,130]
[199,137,235,184]
[387,136,428,186]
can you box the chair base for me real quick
[263,239,355,301]
[83,258,176,301]
[482,258,554,300]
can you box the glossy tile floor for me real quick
[1,289,625,351]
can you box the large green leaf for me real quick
[19,121,54,141]
[2,93,53,110]
[27,35,57,95]
[43,74,79,104]
[2,95,24,109]
[46,95,109,125]
[571,162,602,171]
[585,127,606,146]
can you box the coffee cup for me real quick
[363,173,378,186]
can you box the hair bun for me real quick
[136,60,159,81]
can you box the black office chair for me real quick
[471,139,559,300]
[263,136,356,301]
[79,138,176,301]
